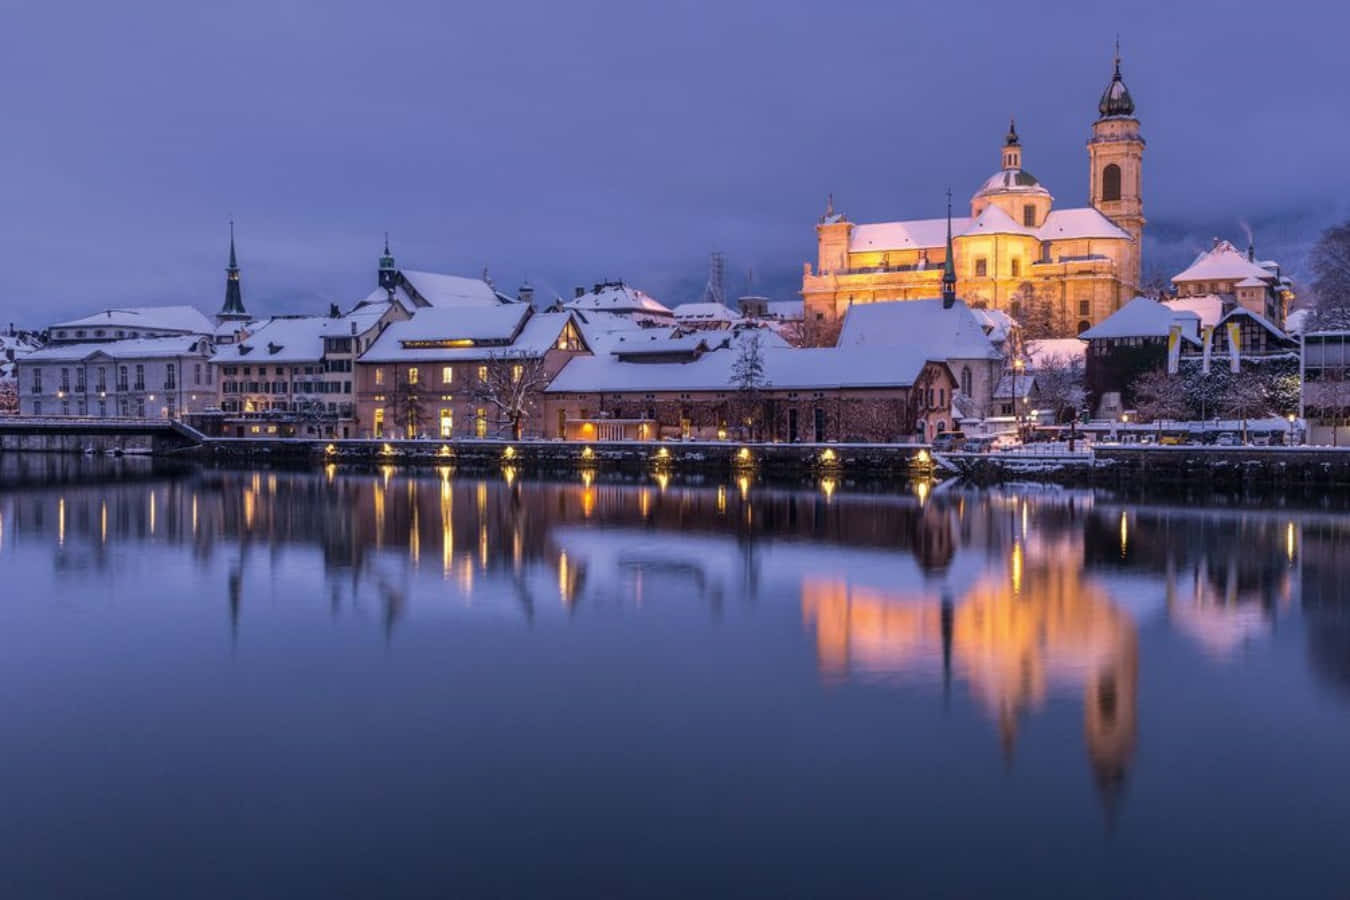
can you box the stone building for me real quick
[802,51,1144,335]
[18,336,216,418]
[1170,238,1295,328]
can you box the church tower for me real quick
[1088,43,1145,296]
[378,234,399,295]
[217,221,249,325]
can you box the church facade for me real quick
[802,52,1145,337]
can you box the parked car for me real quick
[931,431,966,452]
[1215,432,1240,446]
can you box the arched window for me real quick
[1102,164,1122,202]
[1077,320,1091,335]
[960,366,973,397]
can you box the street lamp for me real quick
[1012,357,1025,440]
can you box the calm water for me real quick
[0,456,1347,898]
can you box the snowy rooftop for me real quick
[848,207,1129,251]
[1172,241,1274,285]
[972,168,1051,200]
[356,271,509,312]
[24,335,209,362]
[1080,296,1201,341]
[566,282,673,317]
[48,306,214,336]
[836,299,1004,361]
[1163,295,1226,328]
[610,332,710,357]
[361,309,575,363]
[548,344,943,394]
[971,307,1017,343]
[673,302,741,323]
[570,311,676,354]
[210,316,335,364]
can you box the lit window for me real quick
[408,367,419,385]
[374,408,385,437]
[477,365,488,382]
[975,258,988,278]
[475,407,487,438]
[375,368,385,386]
[511,364,523,383]
[441,366,453,385]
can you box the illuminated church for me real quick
[802,51,1144,335]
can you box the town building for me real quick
[355,305,589,439]
[1301,331,1350,445]
[544,332,956,442]
[672,302,741,330]
[1080,297,1199,416]
[802,51,1144,335]
[18,336,216,418]
[563,281,675,326]
[1170,238,1295,327]
[46,306,215,345]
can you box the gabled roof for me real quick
[1080,296,1201,342]
[359,309,580,363]
[1035,208,1131,241]
[1024,338,1087,367]
[548,345,943,394]
[210,316,334,364]
[836,299,1003,361]
[1218,307,1292,344]
[400,270,509,308]
[566,282,673,317]
[966,203,1037,237]
[49,306,214,336]
[24,335,209,362]
[1172,241,1274,285]
[1163,295,1226,328]
[673,302,741,323]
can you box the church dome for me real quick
[1098,53,1135,118]
[972,167,1050,200]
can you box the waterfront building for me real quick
[1301,330,1350,445]
[834,298,1006,419]
[544,331,957,442]
[802,52,1143,334]
[355,305,589,439]
[1080,297,1198,416]
[17,335,215,418]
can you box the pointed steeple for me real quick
[1005,117,1019,147]
[218,220,248,322]
[942,189,957,308]
[1001,117,1023,170]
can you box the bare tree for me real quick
[782,314,841,348]
[1219,376,1269,441]
[470,351,552,440]
[389,372,425,439]
[1034,353,1087,423]
[0,377,16,415]
[1309,219,1350,328]
[730,329,770,439]
[1131,369,1189,423]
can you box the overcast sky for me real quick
[2,0,1347,325]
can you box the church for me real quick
[802,51,1144,336]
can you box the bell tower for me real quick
[1088,41,1145,295]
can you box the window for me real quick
[32,369,42,392]
[1010,258,1021,277]
[408,367,419,385]
[1078,300,1090,316]
[1023,205,1036,227]
[477,365,488,383]
[60,368,70,391]
[166,364,176,389]
[511,364,523,383]
[440,408,453,438]
[475,407,487,438]
[441,366,453,385]
[118,366,128,390]
[96,368,106,392]
[33,400,40,415]
[974,258,988,278]
[375,368,385,386]
[1102,164,1122,202]
[960,366,972,397]
[374,408,385,437]
[193,364,201,385]
[135,365,145,390]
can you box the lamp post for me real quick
[1012,357,1024,441]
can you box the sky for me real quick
[2,0,1348,326]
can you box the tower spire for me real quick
[942,188,957,308]
[218,219,248,322]
[378,233,398,294]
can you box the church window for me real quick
[960,367,972,397]
[975,258,988,278]
[1102,164,1122,202]
[1010,259,1021,277]
[1023,205,1036,228]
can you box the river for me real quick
[0,456,1346,898]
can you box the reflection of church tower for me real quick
[1088,42,1145,298]
[1084,627,1139,827]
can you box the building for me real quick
[1301,331,1350,445]
[1080,296,1200,416]
[544,333,957,442]
[564,281,675,325]
[834,298,1006,419]
[217,222,251,329]
[355,305,589,440]
[672,302,741,330]
[802,51,1143,334]
[1170,238,1295,327]
[18,336,215,418]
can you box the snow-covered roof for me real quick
[1236,276,1267,288]
[1163,295,1226,328]
[400,270,509,308]
[761,300,804,320]
[992,373,1037,400]
[569,311,675,354]
[972,307,1017,343]
[210,316,335,364]
[836,299,1004,361]
[972,168,1051,200]
[360,309,576,363]
[1219,307,1291,343]
[23,335,209,362]
[1080,297,1202,341]
[1024,338,1087,367]
[1172,241,1274,285]
[48,306,214,336]
[673,302,741,324]
[566,282,673,317]
[548,345,944,394]
[610,332,710,357]
[848,207,1130,252]
[1284,308,1312,336]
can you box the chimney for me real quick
[575,286,585,299]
